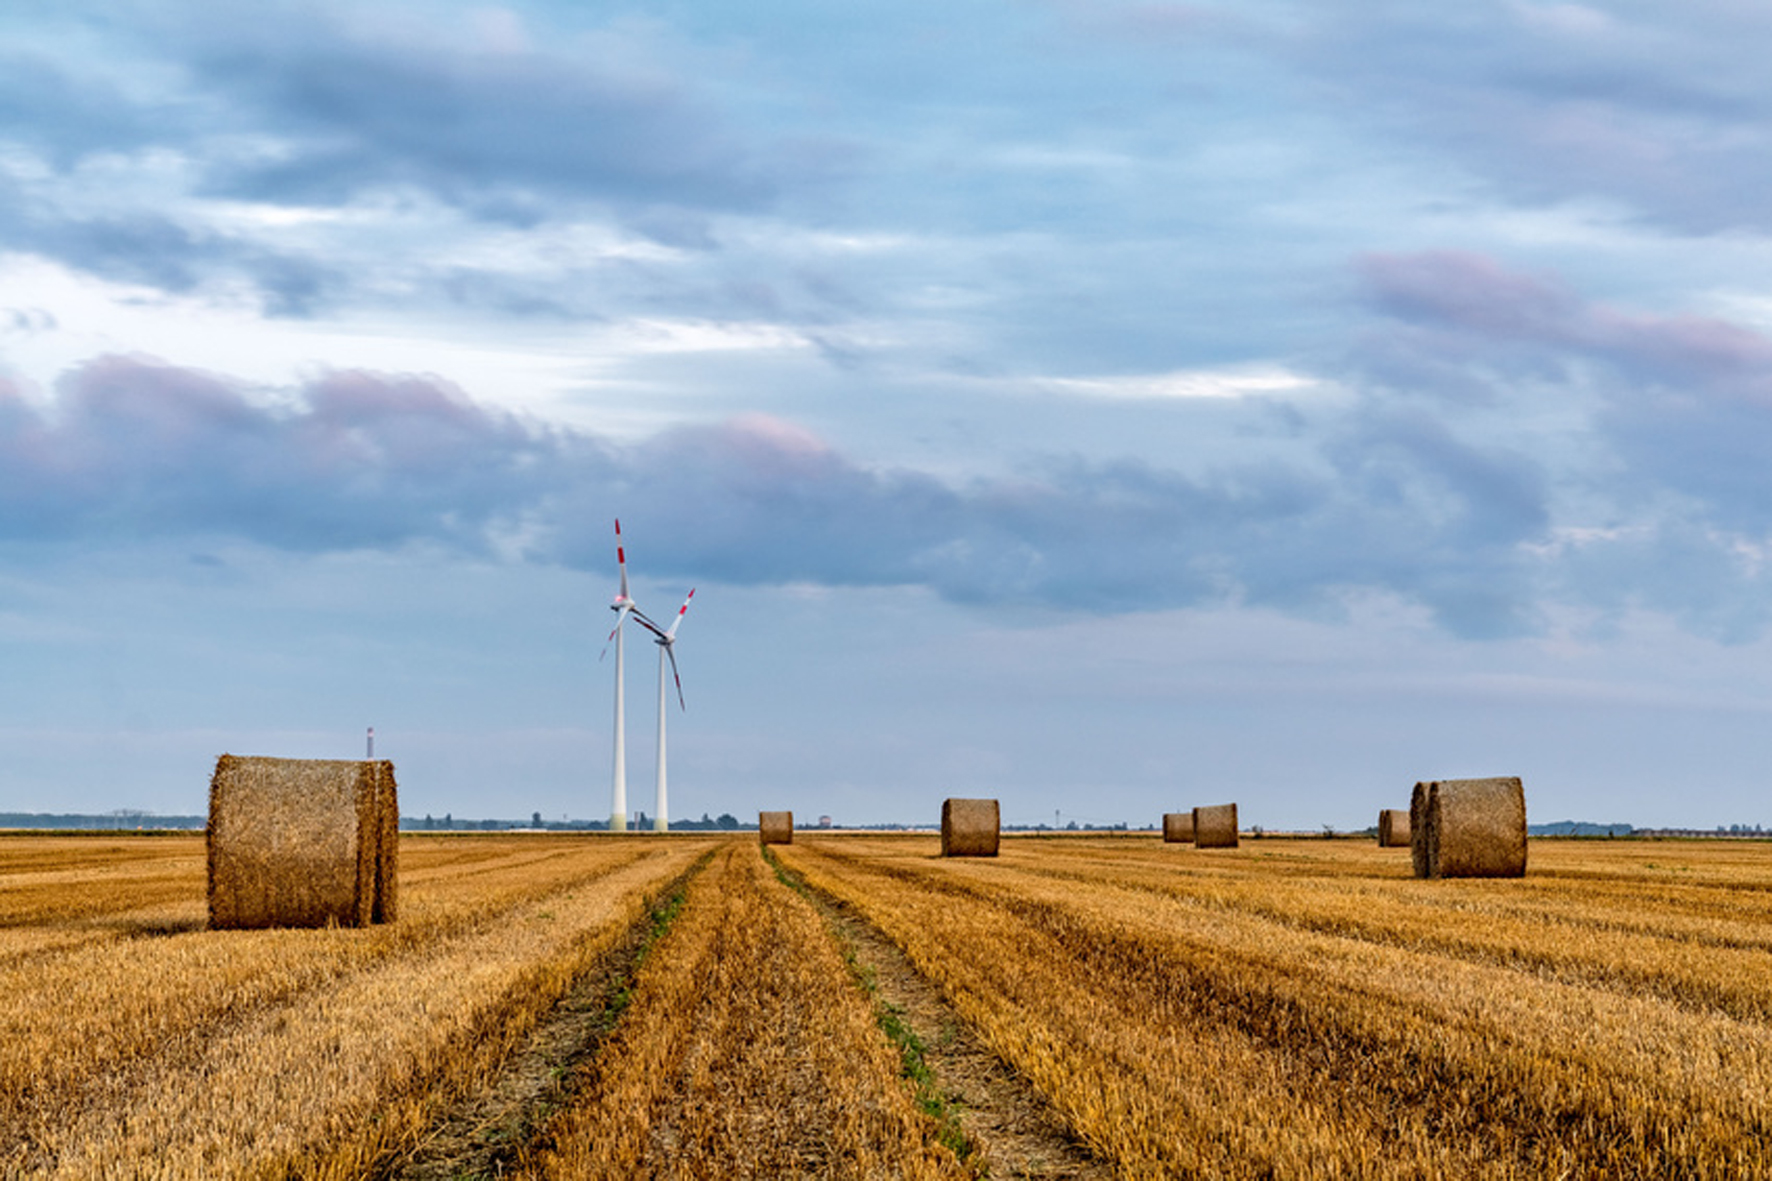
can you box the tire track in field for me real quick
[768,847,1114,1180]
[384,852,710,1180]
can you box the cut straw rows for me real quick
[521,842,967,1180]
[982,838,1772,1021]
[0,836,702,1176]
[777,838,1772,1177]
[48,847,707,1179]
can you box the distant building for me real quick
[818,815,833,829]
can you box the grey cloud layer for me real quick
[0,359,574,552]
[177,14,782,220]
[1352,250,1772,637]
[0,347,1550,637]
[9,2,1767,365]
[10,235,1772,643]
[1287,1,1772,232]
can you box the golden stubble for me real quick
[0,834,712,1178]
[779,835,1772,1179]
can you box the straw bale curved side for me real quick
[941,798,1000,857]
[1377,808,1411,848]
[208,754,399,929]
[1163,812,1194,844]
[1410,776,1526,879]
[1192,803,1238,849]
[758,811,794,845]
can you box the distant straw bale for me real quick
[1193,803,1239,849]
[1163,812,1194,844]
[941,798,1000,857]
[1378,808,1411,848]
[1409,777,1526,879]
[207,755,399,930]
[758,811,794,845]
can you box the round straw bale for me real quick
[758,811,794,845]
[207,754,399,930]
[1192,802,1238,848]
[1163,811,1194,844]
[1377,808,1411,848]
[941,798,1000,857]
[1410,776,1526,879]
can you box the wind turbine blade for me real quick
[666,643,685,710]
[614,518,630,601]
[599,603,631,661]
[632,609,668,640]
[667,588,696,638]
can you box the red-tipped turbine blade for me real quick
[667,588,696,638]
[614,518,630,601]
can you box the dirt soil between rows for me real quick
[789,865,1116,1179]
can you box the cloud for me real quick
[1354,250,1772,522]
[0,49,157,165]
[1284,2,1772,231]
[14,250,1772,644]
[0,351,1559,636]
[1350,249,1772,634]
[0,356,577,551]
[0,181,342,318]
[172,8,786,223]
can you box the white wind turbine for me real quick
[637,587,695,833]
[600,519,657,833]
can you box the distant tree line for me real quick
[401,812,752,832]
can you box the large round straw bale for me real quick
[208,755,399,929]
[1163,812,1194,844]
[1410,777,1526,879]
[1378,808,1411,848]
[758,811,794,845]
[1193,803,1238,849]
[941,798,1000,857]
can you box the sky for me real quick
[4,1,1772,830]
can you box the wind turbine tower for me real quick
[643,588,695,833]
[601,519,655,833]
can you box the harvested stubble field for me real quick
[5,832,1772,1178]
